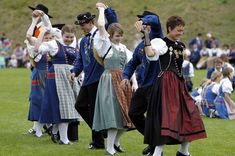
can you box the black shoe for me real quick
[88,142,105,150]
[59,140,72,145]
[176,151,190,156]
[114,144,125,153]
[105,150,116,155]
[43,125,52,136]
[51,134,59,143]
[143,145,153,155]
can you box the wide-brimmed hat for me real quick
[137,10,157,18]
[75,12,96,25]
[28,4,53,18]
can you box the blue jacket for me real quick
[123,41,160,88]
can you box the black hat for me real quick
[52,24,65,30]
[137,10,157,18]
[28,4,53,18]
[75,12,96,25]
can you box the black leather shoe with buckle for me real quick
[114,144,125,153]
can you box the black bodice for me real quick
[158,37,185,77]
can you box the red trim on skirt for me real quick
[161,71,207,142]
[31,80,40,86]
[47,73,55,79]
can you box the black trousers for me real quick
[75,81,104,147]
[128,86,152,135]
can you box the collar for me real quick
[89,26,98,36]
[58,37,77,48]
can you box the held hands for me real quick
[120,79,130,90]
[135,21,148,34]
[32,10,44,18]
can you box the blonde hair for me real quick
[211,71,223,82]
[61,25,76,35]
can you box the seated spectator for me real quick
[0,52,6,68]
[204,33,212,49]
[191,78,209,116]
[8,54,18,68]
[196,46,210,69]
[207,57,223,79]
[189,33,203,51]
[214,67,235,119]
[221,44,230,56]
[189,43,200,67]
[182,53,194,92]
[229,43,235,65]
[206,43,222,69]
[201,71,222,118]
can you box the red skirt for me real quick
[144,71,207,146]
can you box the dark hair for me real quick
[107,23,123,38]
[61,25,76,35]
[166,16,185,33]
[222,67,233,78]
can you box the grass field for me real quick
[0,68,234,156]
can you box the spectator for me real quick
[8,54,18,68]
[182,53,194,92]
[189,33,203,51]
[196,46,210,69]
[221,44,230,56]
[207,57,223,79]
[214,67,235,119]
[189,43,200,67]
[204,33,212,49]
[13,43,24,67]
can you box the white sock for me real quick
[179,142,190,155]
[52,124,59,135]
[107,129,118,154]
[153,145,163,156]
[34,121,43,137]
[58,123,69,144]
[114,130,124,147]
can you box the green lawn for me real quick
[0,68,234,156]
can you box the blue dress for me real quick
[28,54,47,121]
[40,41,80,124]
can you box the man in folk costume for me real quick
[121,11,163,156]
[70,9,118,149]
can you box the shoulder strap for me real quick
[102,46,112,60]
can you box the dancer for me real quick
[92,3,137,155]
[121,11,163,155]
[39,25,81,145]
[136,15,207,156]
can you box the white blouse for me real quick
[38,38,77,57]
[146,38,168,61]
[220,78,233,94]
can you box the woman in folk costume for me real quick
[136,16,207,156]
[201,71,222,117]
[25,10,53,137]
[92,3,137,155]
[214,67,235,119]
[39,25,81,145]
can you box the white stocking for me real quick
[179,142,190,155]
[107,129,118,154]
[114,130,124,147]
[34,121,42,137]
[58,123,69,144]
[153,145,163,156]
